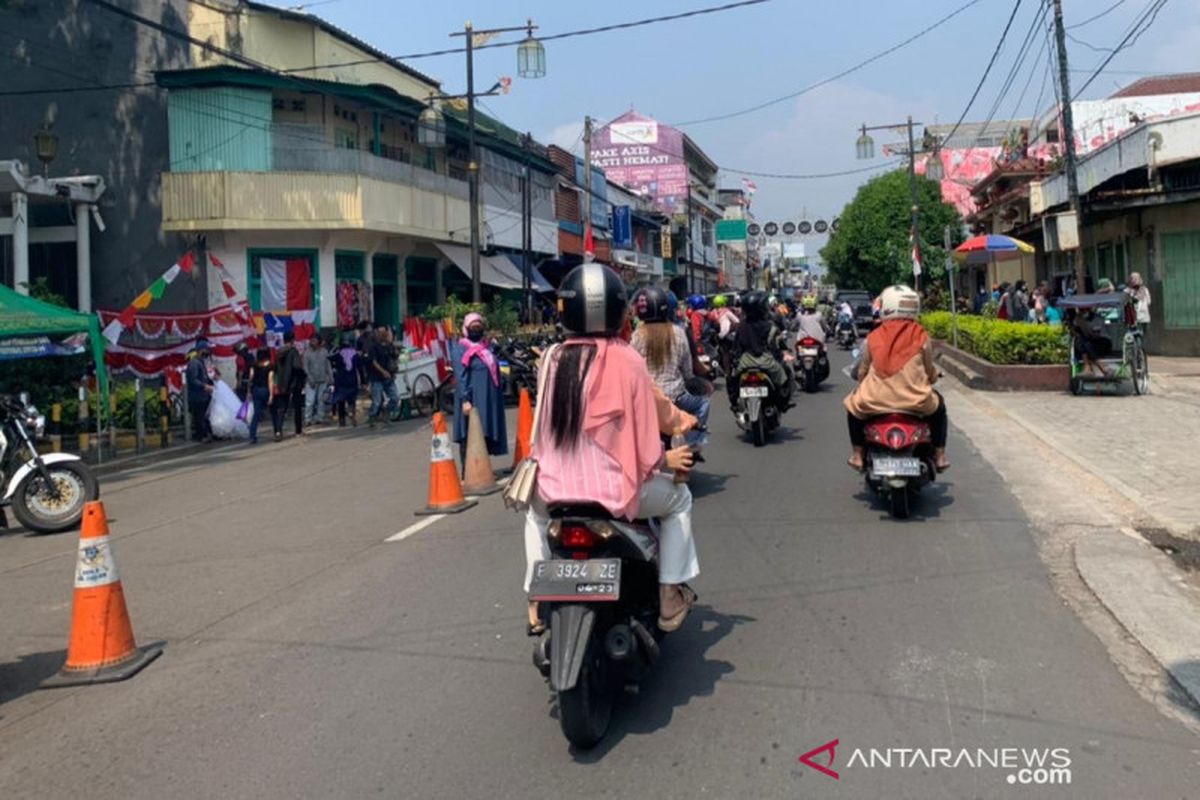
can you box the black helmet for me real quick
[633,285,671,323]
[742,290,768,321]
[558,264,628,335]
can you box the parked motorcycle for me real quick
[795,336,830,393]
[862,414,936,519]
[733,368,783,447]
[529,503,677,748]
[1,393,99,533]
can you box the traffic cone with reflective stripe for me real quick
[462,407,501,496]
[42,501,162,688]
[416,412,477,515]
[510,387,534,470]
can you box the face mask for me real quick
[467,328,484,343]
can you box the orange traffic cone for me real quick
[510,387,534,470]
[462,407,501,496]
[42,501,162,688]
[415,412,478,516]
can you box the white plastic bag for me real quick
[207,380,250,439]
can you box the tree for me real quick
[820,169,965,295]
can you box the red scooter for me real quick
[862,414,936,519]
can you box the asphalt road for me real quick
[1,351,1198,799]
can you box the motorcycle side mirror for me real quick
[851,348,861,359]
[18,391,30,406]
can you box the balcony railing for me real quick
[268,123,469,200]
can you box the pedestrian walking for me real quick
[452,313,507,474]
[247,347,273,445]
[271,331,306,441]
[304,334,332,425]
[329,336,361,427]
[233,341,252,401]
[185,339,215,443]
[1127,272,1152,335]
[366,324,400,426]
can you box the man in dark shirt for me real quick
[271,331,306,440]
[185,340,215,443]
[367,324,400,426]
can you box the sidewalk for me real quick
[960,379,1200,538]
[1151,355,1200,402]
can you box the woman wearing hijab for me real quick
[845,285,950,472]
[453,312,508,473]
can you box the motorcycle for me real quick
[529,503,676,749]
[733,368,783,447]
[862,414,936,519]
[795,336,830,393]
[835,322,857,350]
[1,393,99,533]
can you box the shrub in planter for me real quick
[920,312,1068,365]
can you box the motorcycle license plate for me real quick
[740,386,769,398]
[871,457,922,477]
[528,559,621,602]
[799,348,819,357]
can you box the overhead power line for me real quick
[724,160,905,180]
[1071,0,1170,98]
[1066,0,1128,29]
[671,0,988,127]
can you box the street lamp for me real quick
[855,116,928,290]
[33,124,58,176]
[424,19,544,304]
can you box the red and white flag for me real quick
[910,231,923,278]
[740,177,758,195]
[259,258,313,311]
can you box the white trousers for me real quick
[523,473,700,591]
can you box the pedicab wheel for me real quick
[1133,347,1150,395]
[1069,376,1083,396]
[888,487,912,519]
[410,373,436,417]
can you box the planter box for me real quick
[932,340,1069,392]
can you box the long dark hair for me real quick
[548,342,597,450]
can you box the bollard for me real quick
[135,379,146,454]
[50,403,62,453]
[77,384,90,452]
[159,385,170,449]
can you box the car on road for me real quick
[836,290,876,331]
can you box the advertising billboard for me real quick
[593,112,689,215]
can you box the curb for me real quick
[1075,529,1200,708]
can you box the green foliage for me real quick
[20,277,68,308]
[820,170,966,295]
[921,311,1068,365]
[420,295,520,336]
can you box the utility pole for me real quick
[521,133,533,324]
[687,183,696,293]
[1051,0,1085,293]
[465,21,482,303]
[906,115,921,294]
[582,115,593,256]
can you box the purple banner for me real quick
[593,112,688,215]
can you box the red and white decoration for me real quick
[259,258,313,312]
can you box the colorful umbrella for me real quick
[954,234,1035,264]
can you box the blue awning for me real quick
[504,255,555,293]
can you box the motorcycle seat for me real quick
[547,503,650,526]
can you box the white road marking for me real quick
[385,514,445,543]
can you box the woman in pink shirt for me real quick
[524,264,700,635]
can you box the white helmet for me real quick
[879,284,920,321]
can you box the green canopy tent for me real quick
[0,282,110,420]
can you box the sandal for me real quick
[658,584,698,632]
[847,458,865,472]
[526,620,546,637]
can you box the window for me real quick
[701,219,714,247]
[291,99,305,112]
[337,128,358,150]
[1046,127,1060,144]
[272,98,284,110]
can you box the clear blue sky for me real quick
[301,0,1199,228]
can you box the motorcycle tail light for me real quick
[800,337,818,347]
[887,427,907,449]
[560,524,599,549]
[743,372,765,385]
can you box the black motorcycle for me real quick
[795,336,831,393]
[835,321,857,350]
[1,393,99,533]
[733,367,783,446]
[529,504,677,748]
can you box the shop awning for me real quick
[436,243,524,290]
[503,255,555,293]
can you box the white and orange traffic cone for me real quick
[510,387,534,470]
[42,501,162,688]
[462,407,501,496]
[415,412,478,515]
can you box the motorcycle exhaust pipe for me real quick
[605,624,636,662]
[628,619,660,664]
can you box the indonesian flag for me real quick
[741,177,758,195]
[911,230,923,278]
[259,258,312,312]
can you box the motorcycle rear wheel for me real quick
[804,369,818,393]
[12,461,98,534]
[888,487,912,519]
[751,414,766,447]
[558,636,614,749]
